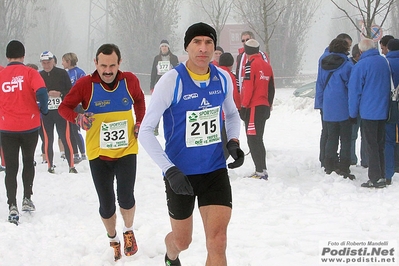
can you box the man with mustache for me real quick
[58,43,145,261]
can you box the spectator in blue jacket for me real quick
[349,44,369,168]
[384,39,399,186]
[315,38,354,179]
[315,33,352,168]
[348,38,391,188]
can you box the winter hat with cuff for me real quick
[244,39,260,55]
[160,40,170,48]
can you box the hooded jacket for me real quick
[315,52,352,122]
[348,49,391,120]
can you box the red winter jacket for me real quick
[240,53,275,108]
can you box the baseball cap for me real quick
[40,51,54,61]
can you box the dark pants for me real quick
[70,123,85,155]
[2,130,39,207]
[89,154,137,219]
[244,105,270,173]
[324,120,352,172]
[385,123,396,180]
[350,117,369,166]
[41,110,74,167]
[319,114,328,167]
[362,119,386,183]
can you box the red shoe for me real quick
[110,241,122,261]
[123,230,138,256]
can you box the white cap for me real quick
[40,51,54,61]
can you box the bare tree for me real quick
[330,0,395,39]
[269,0,320,84]
[234,0,284,55]
[109,0,181,92]
[0,0,33,65]
[24,0,71,63]
[390,0,399,37]
[235,0,318,85]
[191,0,234,43]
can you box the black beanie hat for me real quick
[388,39,399,51]
[215,46,224,53]
[184,22,217,50]
[244,39,260,55]
[6,40,25,59]
[219,52,234,67]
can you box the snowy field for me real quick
[0,88,398,266]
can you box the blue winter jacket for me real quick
[386,50,399,88]
[348,48,391,120]
[314,47,329,110]
[315,53,353,121]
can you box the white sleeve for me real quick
[219,68,241,141]
[138,69,180,173]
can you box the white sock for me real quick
[123,226,134,233]
[108,232,120,243]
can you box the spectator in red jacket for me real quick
[211,46,224,66]
[240,39,275,180]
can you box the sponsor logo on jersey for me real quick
[209,90,222,95]
[2,76,24,92]
[94,100,111,107]
[259,70,270,81]
[183,93,199,100]
[199,97,212,109]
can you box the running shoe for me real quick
[123,230,138,256]
[165,254,181,266]
[8,204,19,224]
[74,155,82,164]
[110,241,122,261]
[247,172,268,180]
[22,197,36,212]
[0,165,5,172]
[48,166,56,174]
[81,154,87,160]
[69,167,78,174]
[60,153,66,160]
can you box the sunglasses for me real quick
[241,38,250,43]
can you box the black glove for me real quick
[165,166,194,196]
[226,140,245,169]
[349,117,357,124]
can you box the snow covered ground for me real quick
[0,88,398,266]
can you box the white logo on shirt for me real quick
[200,98,212,109]
[2,76,24,93]
[259,71,270,81]
[183,93,199,100]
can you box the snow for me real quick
[1,88,398,266]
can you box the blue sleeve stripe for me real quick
[172,75,181,106]
[217,70,228,97]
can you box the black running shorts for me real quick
[164,168,232,220]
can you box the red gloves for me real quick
[75,112,95,130]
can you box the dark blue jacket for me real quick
[386,50,399,87]
[348,48,391,120]
[315,53,352,121]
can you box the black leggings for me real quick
[89,154,137,219]
[2,130,39,207]
[244,105,270,172]
[41,110,74,167]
